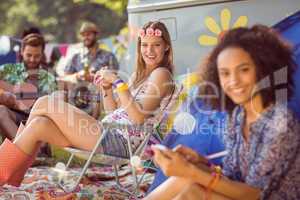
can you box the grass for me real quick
[51,145,86,167]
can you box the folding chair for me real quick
[57,122,157,197]
[56,75,199,195]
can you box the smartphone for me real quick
[206,150,228,160]
[152,144,168,151]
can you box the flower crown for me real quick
[138,27,162,38]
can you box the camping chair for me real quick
[56,73,200,195]
[57,122,157,196]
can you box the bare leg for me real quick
[145,177,232,200]
[29,93,102,149]
[16,123,25,136]
[0,105,19,140]
[144,177,193,200]
[173,183,232,200]
[14,116,71,155]
[14,93,102,154]
[14,122,43,154]
[172,183,204,200]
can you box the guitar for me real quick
[0,80,39,112]
[69,85,101,109]
[56,78,102,112]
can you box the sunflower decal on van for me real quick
[198,8,248,46]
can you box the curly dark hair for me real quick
[199,24,296,113]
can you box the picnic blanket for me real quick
[0,165,154,200]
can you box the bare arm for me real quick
[101,73,137,114]
[101,87,118,113]
[91,101,101,119]
[95,67,173,124]
[0,91,17,108]
[186,162,260,200]
[116,68,173,124]
[152,147,260,200]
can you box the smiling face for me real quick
[21,45,43,69]
[140,36,168,70]
[81,31,97,48]
[217,47,260,106]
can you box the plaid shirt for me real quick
[64,45,119,73]
[0,63,57,95]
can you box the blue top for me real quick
[273,10,300,120]
[147,99,226,192]
[222,104,300,200]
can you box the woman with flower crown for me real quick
[0,21,175,187]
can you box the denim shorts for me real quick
[98,128,130,158]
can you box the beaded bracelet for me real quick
[112,79,124,88]
[112,78,129,93]
[205,165,222,200]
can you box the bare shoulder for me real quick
[149,67,173,82]
[128,73,136,86]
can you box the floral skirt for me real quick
[98,108,159,159]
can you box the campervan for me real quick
[126,0,300,74]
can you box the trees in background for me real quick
[0,0,128,43]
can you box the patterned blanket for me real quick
[0,165,154,200]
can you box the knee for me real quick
[0,105,10,120]
[35,91,65,107]
[17,116,52,142]
[31,94,61,114]
[29,116,52,131]
[32,95,50,110]
[50,90,66,101]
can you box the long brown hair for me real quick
[132,21,174,88]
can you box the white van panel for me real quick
[126,0,300,75]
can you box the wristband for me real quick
[115,83,129,93]
[112,79,124,88]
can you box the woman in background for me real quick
[0,21,175,187]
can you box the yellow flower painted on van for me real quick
[198,8,248,46]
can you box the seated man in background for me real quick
[61,21,119,118]
[63,21,119,81]
[0,33,56,140]
[21,26,49,69]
